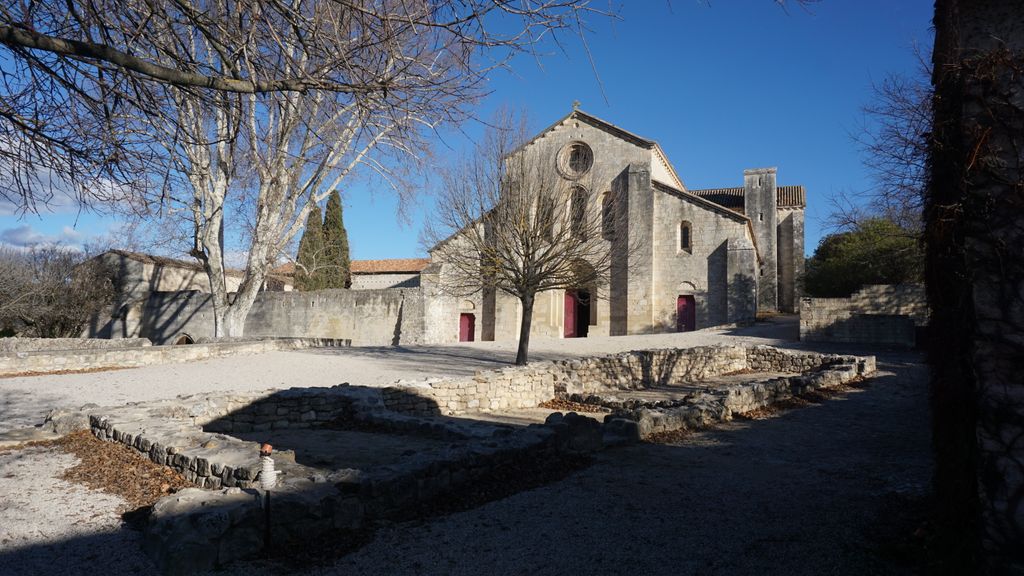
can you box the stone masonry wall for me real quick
[140,288,420,345]
[0,337,151,353]
[379,344,865,417]
[800,284,928,346]
[651,192,752,330]
[0,338,347,377]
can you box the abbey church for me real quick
[423,107,806,343]
[88,107,805,347]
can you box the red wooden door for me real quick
[677,295,696,332]
[564,291,577,338]
[459,313,475,342]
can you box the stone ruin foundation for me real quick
[81,345,875,574]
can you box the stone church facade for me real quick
[86,108,804,347]
[424,108,805,343]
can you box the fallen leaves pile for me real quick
[537,398,610,413]
[46,430,195,511]
[645,428,693,444]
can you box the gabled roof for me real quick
[651,181,763,265]
[688,185,807,212]
[651,181,749,224]
[519,108,655,152]
[103,249,244,277]
[516,108,686,190]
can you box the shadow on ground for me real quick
[0,351,932,576]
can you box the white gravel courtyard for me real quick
[0,318,931,576]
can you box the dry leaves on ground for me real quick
[537,398,610,413]
[45,431,194,511]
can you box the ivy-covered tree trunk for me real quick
[929,0,1024,571]
[323,190,351,289]
[294,203,325,291]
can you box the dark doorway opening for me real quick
[459,313,475,342]
[174,334,195,345]
[564,290,591,338]
[676,295,696,332]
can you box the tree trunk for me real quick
[929,0,1024,571]
[515,292,535,365]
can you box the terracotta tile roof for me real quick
[776,185,807,208]
[350,258,431,274]
[687,187,746,211]
[270,262,295,276]
[688,185,807,210]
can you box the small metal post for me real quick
[260,442,274,557]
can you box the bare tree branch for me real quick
[423,109,639,363]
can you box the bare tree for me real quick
[2,0,620,337]
[852,51,933,231]
[0,246,115,337]
[0,1,610,211]
[424,112,633,365]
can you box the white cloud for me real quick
[0,223,92,249]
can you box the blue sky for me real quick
[0,0,934,261]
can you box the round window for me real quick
[557,142,593,179]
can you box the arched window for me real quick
[535,194,556,242]
[570,186,588,239]
[679,221,692,252]
[601,192,615,240]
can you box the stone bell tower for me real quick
[743,167,778,312]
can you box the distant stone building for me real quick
[424,108,806,343]
[86,250,243,339]
[350,259,430,289]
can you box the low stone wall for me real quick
[576,352,876,438]
[0,337,152,353]
[800,284,927,347]
[78,344,877,574]
[87,385,577,575]
[380,344,864,417]
[0,337,348,376]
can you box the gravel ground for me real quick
[224,353,930,576]
[0,447,153,575]
[0,319,932,575]
[0,319,795,434]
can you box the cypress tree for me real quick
[294,203,325,291]
[322,190,351,289]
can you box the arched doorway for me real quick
[459,313,476,342]
[564,290,591,338]
[676,296,696,332]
